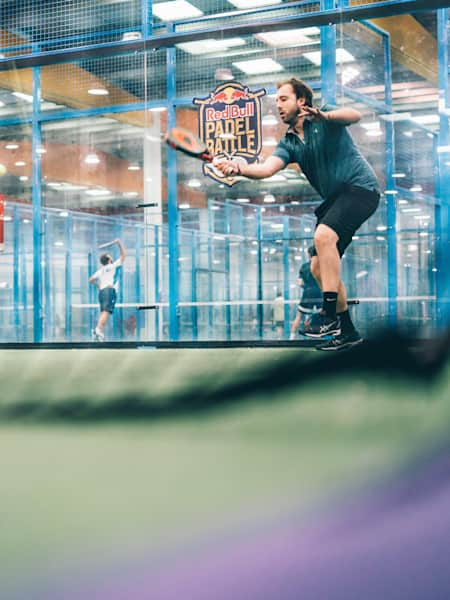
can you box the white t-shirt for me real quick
[92,259,123,291]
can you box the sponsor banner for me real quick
[194,82,266,186]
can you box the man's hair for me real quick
[100,253,112,265]
[277,77,313,107]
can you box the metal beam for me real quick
[0,0,448,71]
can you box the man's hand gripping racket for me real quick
[164,127,242,177]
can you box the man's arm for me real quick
[88,273,98,285]
[214,154,285,179]
[115,239,126,263]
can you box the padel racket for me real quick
[98,240,116,249]
[164,127,213,162]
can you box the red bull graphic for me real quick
[194,82,266,186]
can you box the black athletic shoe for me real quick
[303,313,341,338]
[316,330,363,351]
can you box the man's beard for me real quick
[284,108,300,126]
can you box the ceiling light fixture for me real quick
[233,58,284,75]
[153,0,203,21]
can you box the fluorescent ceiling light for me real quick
[19,176,28,181]
[12,92,33,102]
[410,184,423,192]
[228,0,281,7]
[255,27,320,47]
[5,143,19,150]
[366,130,383,137]
[179,203,190,209]
[15,161,26,166]
[341,66,359,85]
[233,58,284,75]
[59,211,69,217]
[303,48,355,66]
[379,112,412,122]
[86,189,111,196]
[401,207,421,213]
[88,88,109,96]
[187,178,201,188]
[412,114,439,125]
[361,121,381,130]
[128,165,140,171]
[177,37,246,55]
[149,106,167,112]
[438,145,450,153]
[153,1,203,21]
[263,194,276,203]
[85,153,100,165]
[236,198,250,203]
[393,172,406,178]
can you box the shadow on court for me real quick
[1,328,450,422]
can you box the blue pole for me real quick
[225,203,231,340]
[191,230,198,340]
[283,215,290,338]
[207,211,214,335]
[142,0,153,38]
[256,208,263,339]
[43,215,51,340]
[154,225,160,340]
[320,0,337,105]
[166,23,179,340]
[13,205,20,340]
[20,225,27,341]
[32,64,43,342]
[65,214,73,341]
[135,225,142,340]
[437,8,450,328]
[382,30,398,327]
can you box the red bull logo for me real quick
[194,81,266,187]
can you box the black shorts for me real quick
[99,287,117,314]
[312,184,380,257]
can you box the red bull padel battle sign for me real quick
[194,82,266,187]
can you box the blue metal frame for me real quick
[65,214,73,340]
[282,216,290,338]
[436,8,450,327]
[13,206,20,340]
[32,64,43,343]
[191,231,198,340]
[256,208,264,339]
[320,0,337,106]
[166,23,179,341]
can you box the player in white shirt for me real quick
[88,239,126,341]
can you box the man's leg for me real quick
[303,227,342,338]
[311,255,360,348]
[96,310,109,333]
[290,311,302,340]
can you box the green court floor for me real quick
[1,346,449,598]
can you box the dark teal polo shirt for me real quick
[273,107,380,201]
